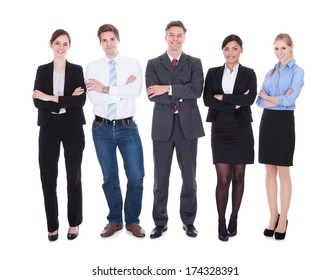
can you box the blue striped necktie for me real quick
[107,60,117,120]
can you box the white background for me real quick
[1,0,330,279]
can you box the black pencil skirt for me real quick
[211,111,254,164]
[258,109,295,166]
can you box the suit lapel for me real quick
[45,62,54,93]
[160,52,173,72]
[217,65,225,92]
[64,61,72,96]
[233,64,244,94]
[175,53,188,75]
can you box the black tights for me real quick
[215,163,246,236]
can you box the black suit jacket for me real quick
[33,61,86,126]
[203,64,257,123]
[146,52,205,140]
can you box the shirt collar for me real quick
[275,59,296,70]
[104,54,120,64]
[167,52,181,62]
[224,63,239,73]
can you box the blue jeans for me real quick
[92,120,144,225]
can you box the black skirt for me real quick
[211,111,254,164]
[258,109,295,166]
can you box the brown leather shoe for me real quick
[126,224,145,238]
[100,223,123,237]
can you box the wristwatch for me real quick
[102,85,108,94]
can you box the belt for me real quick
[95,116,134,126]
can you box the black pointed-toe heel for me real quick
[263,214,280,237]
[67,226,79,240]
[228,216,237,237]
[218,220,229,242]
[274,220,288,240]
[48,231,59,242]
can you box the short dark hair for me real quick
[97,24,120,42]
[165,20,187,34]
[222,34,243,49]
[50,29,71,45]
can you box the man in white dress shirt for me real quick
[86,23,145,238]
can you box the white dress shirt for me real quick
[222,63,239,94]
[86,55,142,119]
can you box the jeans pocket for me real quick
[92,120,103,130]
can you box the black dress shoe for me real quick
[264,214,280,237]
[218,233,229,242]
[183,224,198,237]
[274,220,288,240]
[48,231,59,242]
[150,225,167,239]
[67,226,79,240]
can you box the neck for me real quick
[168,50,182,59]
[225,62,238,73]
[106,51,119,60]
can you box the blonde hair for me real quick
[270,33,294,76]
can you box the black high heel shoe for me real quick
[48,230,59,242]
[274,220,288,240]
[67,226,79,240]
[228,216,237,237]
[218,220,229,242]
[263,214,280,237]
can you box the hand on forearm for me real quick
[32,90,59,102]
[147,85,168,98]
[87,78,103,92]
[259,89,278,105]
[126,75,136,84]
[72,87,85,96]
[214,94,223,101]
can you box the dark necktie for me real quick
[172,58,177,69]
[172,59,178,113]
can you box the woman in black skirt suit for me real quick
[203,35,257,241]
[256,33,304,240]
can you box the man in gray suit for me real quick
[146,20,205,238]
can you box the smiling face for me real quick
[50,35,70,58]
[100,31,119,59]
[274,38,293,65]
[165,26,185,53]
[222,40,243,68]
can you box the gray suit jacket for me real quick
[146,52,205,141]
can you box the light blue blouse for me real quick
[256,59,304,110]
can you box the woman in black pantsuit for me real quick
[203,35,257,241]
[32,29,86,241]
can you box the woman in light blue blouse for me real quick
[256,33,304,240]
